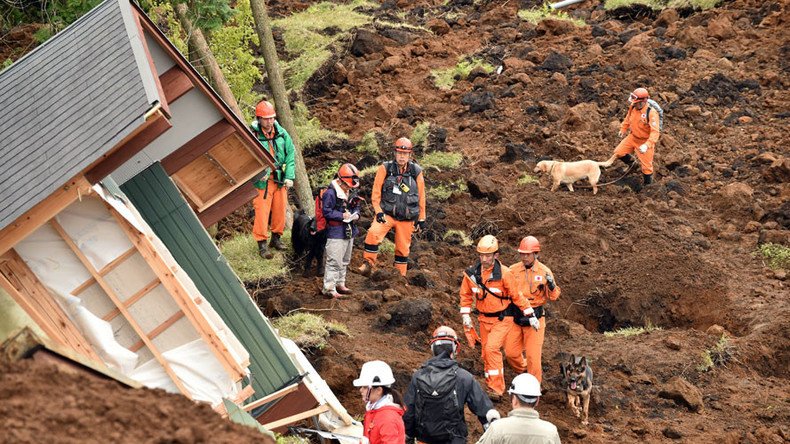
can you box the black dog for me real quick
[292,210,327,277]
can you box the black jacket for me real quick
[403,353,494,444]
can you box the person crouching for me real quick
[322,163,361,299]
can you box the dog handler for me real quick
[506,236,561,383]
[321,163,361,299]
[611,87,661,186]
[357,137,426,277]
[353,360,406,444]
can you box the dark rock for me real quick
[379,27,416,45]
[618,29,639,44]
[763,158,790,183]
[658,376,704,412]
[386,298,433,330]
[655,46,687,61]
[663,427,683,439]
[591,25,607,37]
[758,229,790,246]
[499,143,535,163]
[429,126,448,151]
[409,272,434,288]
[351,29,384,57]
[541,51,573,72]
[466,175,502,203]
[664,180,686,195]
[461,90,495,113]
[467,66,490,82]
[362,298,380,312]
[427,18,451,35]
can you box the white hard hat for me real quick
[508,373,541,398]
[353,360,395,387]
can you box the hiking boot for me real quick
[620,154,635,166]
[643,173,654,185]
[323,289,344,299]
[336,285,353,295]
[269,233,286,251]
[356,262,372,277]
[258,241,273,259]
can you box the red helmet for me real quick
[394,137,413,153]
[518,236,541,253]
[337,163,360,188]
[628,88,649,104]
[255,100,276,118]
[430,326,460,355]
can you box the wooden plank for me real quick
[159,66,194,104]
[172,154,232,206]
[161,121,235,175]
[49,219,192,398]
[84,111,172,184]
[208,134,264,184]
[197,181,258,228]
[234,384,256,405]
[128,311,185,352]
[98,247,138,276]
[106,206,247,381]
[102,278,161,322]
[261,405,330,431]
[0,176,92,256]
[171,175,206,209]
[242,382,299,412]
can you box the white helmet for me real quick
[353,360,395,387]
[508,373,541,399]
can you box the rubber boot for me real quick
[643,173,653,185]
[258,241,273,259]
[620,154,635,166]
[269,233,286,250]
[356,262,372,277]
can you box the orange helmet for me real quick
[476,235,499,254]
[430,326,459,355]
[255,100,276,118]
[394,137,413,153]
[337,163,360,188]
[628,88,649,104]
[518,236,541,254]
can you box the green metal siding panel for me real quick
[119,163,299,402]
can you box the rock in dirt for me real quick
[351,29,385,57]
[537,18,576,36]
[541,51,573,72]
[706,324,726,336]
[759,229,790,246]
[380,55,403,73]
[499,143,535,163]
[663,427,683,439]
[707,16,735,40]
[562,102,601,132]
[466,175,502,203]
[654,8,679,27]
[409,272,434,288]
[460,90,495,113]
[658,376,705,412]
[663,337,682,350]
[427,18,451,35]
[712,182,753,219]
[368,95,398,121]
[763,157,790,183]
[385,297,432,330]
[621,46,654,70]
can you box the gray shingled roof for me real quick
[0,0,158,231]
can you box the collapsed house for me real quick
[0,0,357,435]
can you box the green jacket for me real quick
[250,120,295,190]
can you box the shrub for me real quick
[518,173,539,185]
[420,152,463,170]
[603,322,662,338]
[293,102,347,148]
[697,334,735,372]
[219,232,290,282]
[443,229,473,247]
[428,180,468,201]
[604,0,720,10]
[272,312,349,351]
[310,160,342,189]
[754,243,790,270]
[518,4,586,26]
[380,238,395,254]
[358,165,379,178]
[432,58,495,90]
[410,122,431,148]
[356,131,380,155]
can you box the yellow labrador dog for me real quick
[534,159,614,195]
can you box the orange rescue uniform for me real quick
[505,260,561,382]
[613,103,661,174]
[252,180,287,242]
[460,261,530,395]
[363,163,426,276]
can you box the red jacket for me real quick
[363,404,405,444]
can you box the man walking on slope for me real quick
[505,236,561,383]
[460,235,538,397]
[609,87,661,186]
[250,100,295,259]
[404,326,500,444]
[357,137,426,277]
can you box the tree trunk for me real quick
[249,0,314,217]
[174,3,243,118]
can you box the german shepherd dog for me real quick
[561,355,593,425]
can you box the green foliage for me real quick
[293,102,347,148]
[604,0,721,10]
[273,0,375,91]
[754,243,790,270]
[188,0,234,32]
[518,173,539,185]
[358,165,379,178]
[518,4,586,26]
[33,27,54,44]
[356,131,380,155]
[379,238,395,254]
[1,59,14,71]
[668,0,721,9]
[697,334,735,372]
[2,0,102,39]
[432,57,495,90]
[428,180,467,201]
[219,232,290,282]
[420,151,463,170]
[310,160,342,189]
[604,323,662,338]
[272,312,349,350]
[410,122,431,148]
[276,435,308,444]
[144,0,187,56]
[604,0,664,9]
[443,229,473,247]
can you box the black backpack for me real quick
[414,364,461,441]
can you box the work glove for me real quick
[546,274,556,291]
[462,313,472,329]
[523,308,540,331]
[284,179,294,188]
[376,212,386,224]
[414,219,426,232]
[638,143,648,154]
[618,130,626,138]
[485,409,501,424]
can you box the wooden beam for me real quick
[161,121,235,175]
[197,181,258,228]
[159,66,194,104]
[0,175,92,256]
[261,405,330,431]
[49,219,192,399]
[129,311,185,352]
[84,110,172,184]
[242,383,299,412]
[102,278,161,322]
[72,247,137,296]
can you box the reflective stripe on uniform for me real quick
[486,369,500,376]
[364,243,379,253]
[490,288,502,294]
[460,307,471,314]
[471,288,480,293]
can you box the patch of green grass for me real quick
[431,57,495,90]
[518,173,539,185]
[358,165,379,178]
[380,238,395,254]
[276,435,308,444]
[356,131,379,155]
[272,312,349,350]
[428,180,467,201]
[518,4,586,26]
[273,0,375,91]
[1,59,13,71]
[754,243,790,270]
[697,334,735,372]
[604,0,720,10]
[410,122,431,148]
[220,232,290,282]
[293,102,347,148]
[310,160,342,189]
[604,322,662,338]
[443,229,473,247]
[420,151,463,170]
[668,0,721,9]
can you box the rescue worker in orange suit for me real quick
[611,87,661,186]
[505,236,560,383]
[357,137,426,277]
[250,100,295,259]
[460,235,538,397]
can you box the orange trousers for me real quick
[252,180,287,242]
[504,316,546,382]
[362,216,414,276]
[479,316,516,395]
[614,134,654,174]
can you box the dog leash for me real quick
[574,162,637,189]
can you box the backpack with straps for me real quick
[645,99,664,131]
[414,364,461,442]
